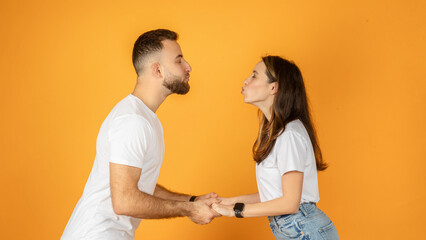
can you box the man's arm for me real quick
[110,162,218,224]
[154,184,218,202]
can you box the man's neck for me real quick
[132,79,170,113]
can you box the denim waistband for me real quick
[268,202,317,222]
[299,202,317,217]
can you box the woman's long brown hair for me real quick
[252,56,328,171]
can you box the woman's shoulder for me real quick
[282,119,305,135]
[277,120,309,144]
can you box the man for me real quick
[61,29,220,240]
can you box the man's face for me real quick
[160,40,192,95]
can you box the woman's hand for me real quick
[196,192,219,201]
[211,203,234,217]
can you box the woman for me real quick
[212,56,339,240]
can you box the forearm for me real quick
[109,163,216,223]
[227,193,260,205]
[242,196,299,218]
[112,187,192,219]
[153,184,192,201]
[213,172,304,218]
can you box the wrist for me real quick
[176,201,193,217]
[220,196,237,205]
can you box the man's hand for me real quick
[198,196,222,218]
[189,198,221,224]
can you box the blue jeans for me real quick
[268,203,339,240]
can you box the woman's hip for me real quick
[268,203,339,240]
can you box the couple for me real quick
[61,29,339,240]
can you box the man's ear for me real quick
[270,82,278,95]
[151,62,163,78]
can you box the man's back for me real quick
[61,94,164,240]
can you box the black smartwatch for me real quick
[233,203,245,218]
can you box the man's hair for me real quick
[132,29,178,75]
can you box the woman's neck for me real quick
[256,101,273,121]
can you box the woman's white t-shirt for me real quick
[256,119,320,203]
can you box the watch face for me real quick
[234,203,245,218]
[234,203,245,211]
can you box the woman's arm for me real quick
[213,171,303,217]
[218,193,260,205]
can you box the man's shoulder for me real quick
[111,114,151,132]
[109,95,148,119]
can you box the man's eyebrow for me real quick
[176,54,183,59]
[253,70,258,74]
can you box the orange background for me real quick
[1,0,425,239]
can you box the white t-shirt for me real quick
[256,119,319,203]
[61,94,165,240]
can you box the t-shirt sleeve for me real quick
[108,115,151,168]
[276,130,307,175]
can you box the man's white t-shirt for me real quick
[256,119,320,204]
[61,94,165,240]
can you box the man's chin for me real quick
[167,83,190,95]
[163,81,187,94]
[174,86,190,95]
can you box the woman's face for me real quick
[242,61,277,108]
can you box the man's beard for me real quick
[162,74,190,95]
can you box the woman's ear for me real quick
[151,62,163,79]
[270,82,278,95]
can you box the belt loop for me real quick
[299,203,308,217]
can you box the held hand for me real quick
[189,198,221,224]
[211,203,234,217]
[201,198,222,218]
[195,192,219,201]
